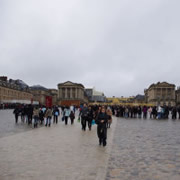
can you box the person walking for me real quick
[157,106,162,119]
[80,104,89,131]
[53,106,60,124]
[45,107,52,127]
[64,106,70,125]
[106,108,112,128]
[148,107,152,119]
[39,107,45,125]
[87,106,93,131]
[69,110,75,125]
[96,107,108,147]
[27,105,33,125]
[33,106,39,128]
[13,106,20,123]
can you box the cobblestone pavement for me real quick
[106,118,180,180]
[1,110,180,180]
[0,110,117,180]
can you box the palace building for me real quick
[57,81,88,106]
[144,82,176,106]
[0,76,33,104]
[30,86,58,107]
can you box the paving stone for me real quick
[106,117,180,180]
[0,110,117,180]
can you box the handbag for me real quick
[62,116,65,121]
[91,119,95,125]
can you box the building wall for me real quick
[30,90,51,105]
[145,82,176,106]
[49,89,58,106]
[176,89,180,105]
[0,84,33,103]
[57,82,88,106]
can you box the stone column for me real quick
[65,88,67,99]
[59,89,61,99]
[75,88,78,99]
[70,88,73,99]
[80,89,82,99]
[77,88,79,99]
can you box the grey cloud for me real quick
[0,0,180,97]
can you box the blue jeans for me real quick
[46,116,51,126]
[157,112,161,119]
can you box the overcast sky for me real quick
[0,0,180,97]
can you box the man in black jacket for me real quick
[80,104,89,131]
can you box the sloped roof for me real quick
[135,94,145,100]
[30,85,48,91]
[58,81,84,88]
[148,82,175,89]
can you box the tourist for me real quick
[13,106,20,123]
[45,107,52,127]
[137,106,142,119]
[20,105,25,122]
[53,106,60,124]
[96,107,108,146]
[172,107,177,119]
[152,106,157,119]
[80,104,89,131]
[148,107,152,119]
[106,108,112,128]
[157,106,162,119]
[69,110,75,125]
[33,106,39,128]
[143,106,148,119]
[64,106,70,125]
[39,107,45,125]
[27,104,33,125]
[164,105,169,119]
[124,107,129,118]
[87,106,93,130]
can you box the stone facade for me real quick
[176,87,180,105]
[144,82,176,106]
[30,89,51,106]
[0,79,33,104]
[57,81,88,106]
[49,89,58,106]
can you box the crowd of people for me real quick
[12,104,113,147]
[112,105,180,119]
[0,103,17,109]
[10,103,180,147]
[13,105,61,127]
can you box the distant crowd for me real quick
[0,103,17,109]
[112,105,180,119]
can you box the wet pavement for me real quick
[0,110,180,180]
[0,110,116,180]
[0,110,33,138]
[106,118,180,180]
